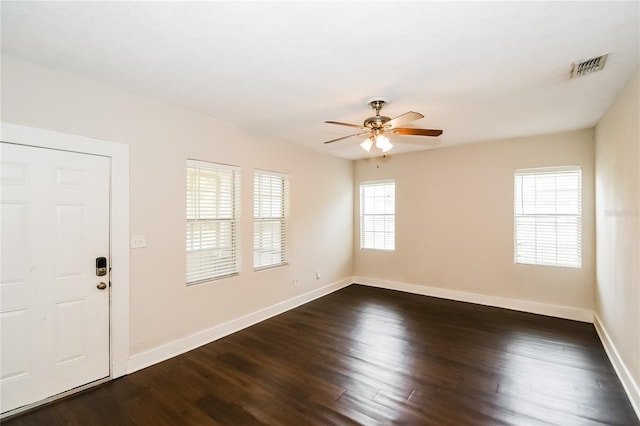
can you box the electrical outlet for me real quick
[315,271,321,280]
[294,279,299,287]
[130,234,146,249]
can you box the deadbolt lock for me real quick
[97,282,107,290]
[96,257,107,277]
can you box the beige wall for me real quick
[595,67,639,386]
[1,55,354,355]
[354,129,596,311]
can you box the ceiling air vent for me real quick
[570,54,608,78]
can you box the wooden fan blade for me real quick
[392,128,443,137]
[383,111,424,129]
[325,120,364,129]
[323,132,369,144]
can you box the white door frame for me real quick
[1,122,129,379]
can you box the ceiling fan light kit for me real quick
[375,134,393,152]
[359,133,393,153]
[323,97,443,154]
[360,138,373,152]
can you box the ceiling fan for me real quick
[323,97,443,153]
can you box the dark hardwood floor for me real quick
[4,284,638,425]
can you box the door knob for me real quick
[97,282,107,290]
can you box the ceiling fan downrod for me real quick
[366,96,389,116]
[364,97,391,130]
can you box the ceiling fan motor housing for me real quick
[364,115,391,129]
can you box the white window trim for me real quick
[186,159,241,284]
[253,169,290,271]
[187,159,239,173]
[514,165,582,268]
[360,179,396,251]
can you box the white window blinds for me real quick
[186,160,240,283]
[514,166,581,268]
[360,180,395,251]
[254,170,290,270]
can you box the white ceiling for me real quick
[1,1,638,159]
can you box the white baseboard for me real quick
[594,313,640,419]
[126,277,352,374]
[353,276,594,323]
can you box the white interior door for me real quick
[0,142,110,414]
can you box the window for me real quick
[514,166,581,268]
[360,180,395,250]
[186,160,240,283]
[254,170,290,270]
